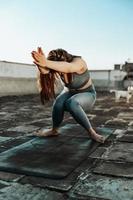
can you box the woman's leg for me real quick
[35,91,72,136]
[65,92,105,143]
[52,91,72,129]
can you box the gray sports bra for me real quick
[60,68,90,90]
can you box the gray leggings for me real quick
[52,86,96,131]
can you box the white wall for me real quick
[0,61,37,78]
[0,61,63,96]
[0,61,37,96]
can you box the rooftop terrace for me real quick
[0,92,133,200]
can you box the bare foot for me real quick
[33,128,60,137]
[89,128,105,143]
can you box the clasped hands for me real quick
[31,47,50,74]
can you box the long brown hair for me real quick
[38,48,80,104]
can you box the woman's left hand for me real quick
[31,47,47,67]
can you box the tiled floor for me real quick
[0,92,133,200]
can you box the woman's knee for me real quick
[65,98,79,111]
[53,92,70,110]
[65,93,96,112]
[53,98,64,110]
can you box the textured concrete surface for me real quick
[0,92,133,200]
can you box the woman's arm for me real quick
[31,48,87,73]
[37,65,50,74]
[46,58,86,73]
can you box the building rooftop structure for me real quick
[0,92,133,200]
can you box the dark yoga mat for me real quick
[0,127,113,179]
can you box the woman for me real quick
[31,47,105,143]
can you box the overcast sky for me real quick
[0,0,133,69]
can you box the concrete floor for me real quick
[0,92,133,200]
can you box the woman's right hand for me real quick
[31,47,50,74]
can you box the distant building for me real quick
[90,61,133,91]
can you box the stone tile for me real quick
[0,136,12,143]
[128,121,133,128]
[117,112,133,120]
[102,107,118,116]
[90,116,111,127]
[93,161,133,178]
[68,195,109,200]
[0,180,9,189]
[0,121,17,131]
[7,125,39,133]
[0,111,8,115]
[118,134,133,142]
[91,107,105,115]
[0,130,25,138]
[101,142,133,162]
[19,174,75,192]
[70,173,133,200]
[0,171,24,182]
[0,112,15,121]
[103,134,116,143]
[28,119,52,127]
[0,183,65,200]
[74,158,97,177]
[89,147,107,159]
[87,114,96,120]
[105,118,128,128]
[112,129,126,139]
[124,130,133,134]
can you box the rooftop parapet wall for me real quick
[0,77,38,96]
[0,61,64,96]
[0,61,38,96]
[0,61,37,78]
